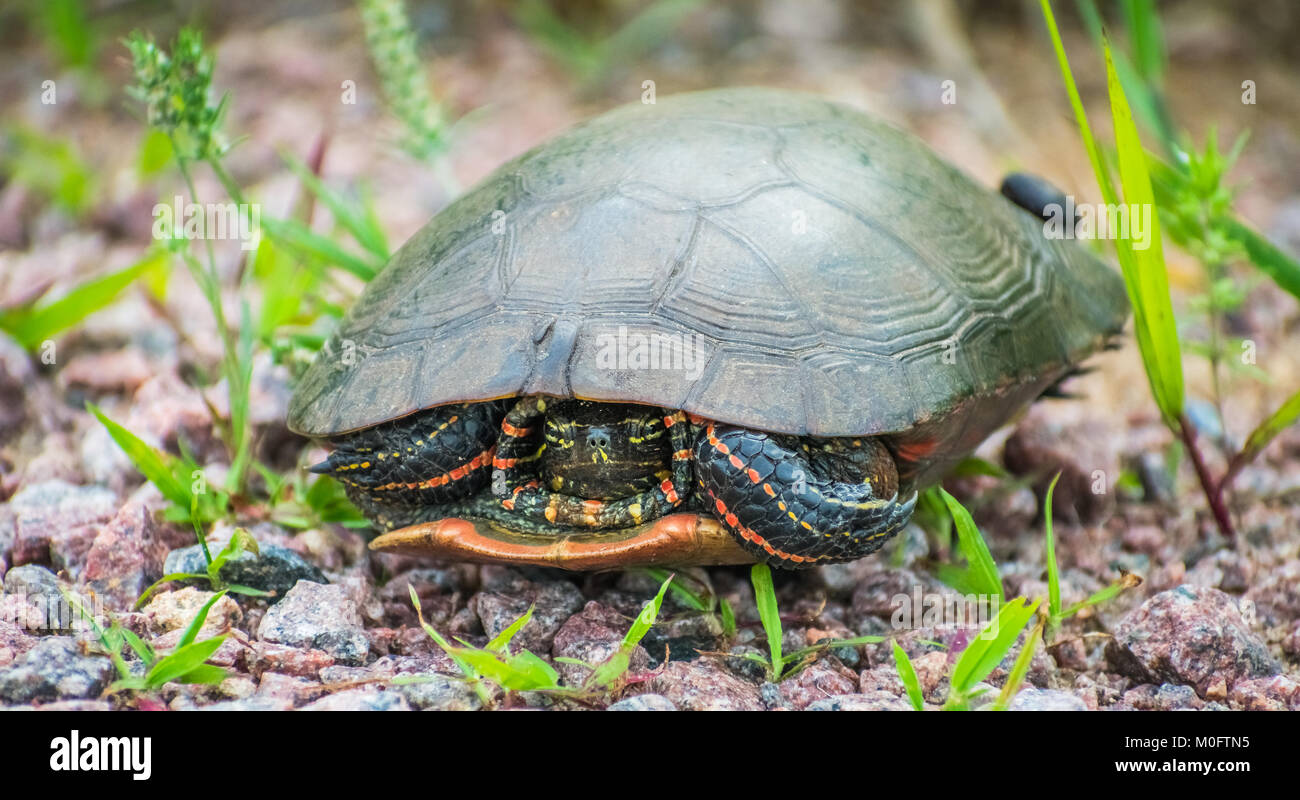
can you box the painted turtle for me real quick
[287,88,1128,570]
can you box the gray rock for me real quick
[300,688,411,711]
[1105,584,1280,697]
[2,564,60,595]
[642,660,763,711]
[164,543,326,600]
[551,601,650,688]
[200,696,295,711]
[473,574,584,655]
[397,673,483,711]
[607,694,677,711]
[257,580,369,665]
[7,480,118,574]
[1008,688,1088,711]
[806,692,915,711]
[0,564,71,630]
[0,637,114,703]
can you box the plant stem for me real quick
[1178,414,1236,542]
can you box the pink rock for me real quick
[82,500,172,607]
[778,658,859,710]
[1105,584,1281,698]
[639,660,763,711]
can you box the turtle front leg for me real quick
[311,400,507,530]
[491,398,694,529]
[694,423,916,568]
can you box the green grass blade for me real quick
[990,616,1045,711]
[486,605,535,653]
[145,635,227,687]
[1220,217,1300,301]
[949,597,1040,698]
[88,404,190,507]
[281,152,389,260]
[3,251,165,349]
[623,573,673,649]
[1043,472,1063,626]
[1106,38,1185,428]
[892,641,924,711]
[750,563,783,678]
[1226,390,1300,482]
[177,589,229,649]
[261,217,380,280]
[939,489,1002,606]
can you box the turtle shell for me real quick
[288,88,1128,485]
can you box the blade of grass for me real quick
[750,563,783,679]
[990,616,1046,711]
[892,641,924,711]
[939,489,1002,606]
[1043,471,1063,629]
[2,251,165,349]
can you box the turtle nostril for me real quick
[586,430,611,450]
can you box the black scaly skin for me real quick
[693,422,916,566]
[323,396,915,568]
[310,401,508,527]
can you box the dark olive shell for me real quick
[288,88,1128,485]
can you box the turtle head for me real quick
[1000,172,1072,223]
[540,400,670,499]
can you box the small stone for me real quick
[397,673,483,711]
[551,601,649,688]
[806,691,915,711]
[0,619,36,667]
[641,660,763,711]
[1007,688,1087,711]
[257,580,370,665]
[8,480,118,573]
[778,659,859,710]
[473,574,584,655]
[1114,684,1204,711]
[59,348,153,394]
[1227,675,1300,711]
[607,694,677,711]
[200,696,295,711]
[0,637,114,704]
[82,500,171,607]
[300,688,411,711]
[246,643,335,679]
[1105,584,1280,697]
[255,672,325,706]
[141,587,242,636]
[163,542,326,600]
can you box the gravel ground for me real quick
[2,1,1299,710]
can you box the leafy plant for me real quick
[1041,0,1300,541]
[933,488,1003,606]
[405,573,675,705]
[942,596,1041,710]
[892,641,924,711]
[134,527,272,609]
[65,587,230,695]
[88,403,229,526]
[743,563,885,682]
[358,0,454,175]
[0,250,166,350]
